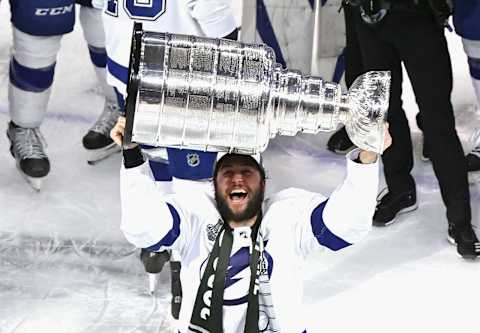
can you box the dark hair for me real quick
[213,153,266,181]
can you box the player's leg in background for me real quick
[78,3,122,164]
[461,38,480,173]
[327,2,362,154]
[7,0,75,190]
[452,0,480,175]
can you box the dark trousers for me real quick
[353,8,471,226]
[344,4,364,88]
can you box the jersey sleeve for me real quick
[296,149,379,256]
[187,0,237,37]
[120,161,199,256]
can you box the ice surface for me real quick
[0,3,479,333]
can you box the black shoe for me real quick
[327,127,354,154]
[448,224,480,259]
[373,188,418,226]
[466,153,480,172]
[170,261,182,320]
[140,249,171,274]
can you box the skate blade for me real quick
[15,163,44,192]
[148,273,159,295]
[86,143,121,165]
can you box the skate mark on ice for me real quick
[78,281,111,333]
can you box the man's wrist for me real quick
[358,150,378,164]
[123,145,144,168]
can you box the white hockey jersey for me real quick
[120,150,379,333]
[102,0,237,95]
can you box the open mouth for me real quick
[228,189,248,202]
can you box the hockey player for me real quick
[6,0,120,190]
[111,116,391,332]
[452,1,480,174]
[100,0,238,319]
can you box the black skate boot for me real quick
[373,188,418,226]
[466,129,480,183]
[466,152,480,172]
[327,126,354,154]
[82,102,122,165]
[140,249,171,295]
[7,121,50,191]
[170,260,182,320]
[448,224,480,260]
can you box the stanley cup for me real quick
[124,24,391,154]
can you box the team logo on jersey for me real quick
[199,246,273,306]
[187,153,200,167]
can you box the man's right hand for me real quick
[110,116,138,149]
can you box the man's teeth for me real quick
[231,189,247,195]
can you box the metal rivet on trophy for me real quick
[124,23,391,154]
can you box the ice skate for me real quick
[7,122,50,191]
[467,129,480,183]
[140,249,171,295]
[82,102,122,165]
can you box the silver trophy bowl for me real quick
[125,24,390,154]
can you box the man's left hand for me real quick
[358,122,392,164]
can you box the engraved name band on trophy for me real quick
[124,23,391,154]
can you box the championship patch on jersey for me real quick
[206,221,222,241]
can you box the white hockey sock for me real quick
[80,6,117,105]
[9,28,62,128]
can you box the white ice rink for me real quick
[1,3,480,333]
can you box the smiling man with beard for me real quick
[112,117,391,333]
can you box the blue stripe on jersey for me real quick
[148,160,172,181]
[256,0,286,67]
[88,45,107,68]
[468,57,480,80]
[114,87,125,112]
[107,56,128,84]
[332,48,346,83]
[310,200,352,251]
[9,57,55,92]
[145,203,181,251]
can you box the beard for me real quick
[214,186,264,223]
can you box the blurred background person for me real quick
[349,0,479,259]
[7,0,117,190]
[452,0,480,174]
[326,0,364,154]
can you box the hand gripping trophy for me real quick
[124,23,390,154]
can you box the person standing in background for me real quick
[349,0,479,259]
[327,0,364,154]
[452,0,480,174]
[6,0,119,190]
